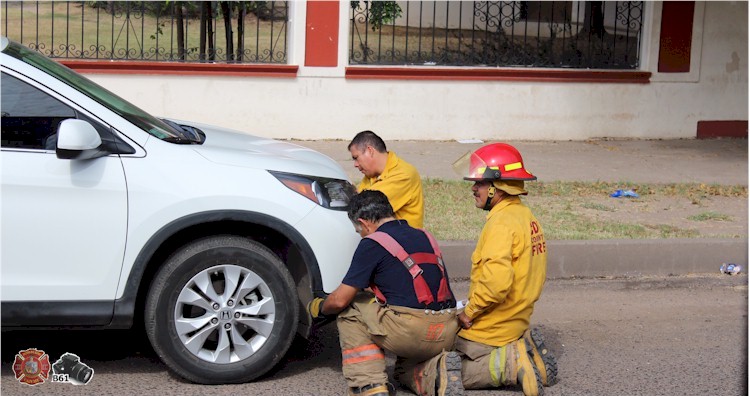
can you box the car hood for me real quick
[169,119,348,180]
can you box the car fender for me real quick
[111,209,322,328]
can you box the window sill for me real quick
[60,60,298,78]
[346,66,651,83]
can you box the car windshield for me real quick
[1,38,185,141]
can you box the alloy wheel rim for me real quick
[173,264,276,364]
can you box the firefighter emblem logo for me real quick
[12,348,51,386]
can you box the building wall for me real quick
[82,1,747,141]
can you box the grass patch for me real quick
[688,212,733,222]
[528,181,747,198]
[423,179,484,240]
[580,202,616,212]
[423,178,746,240]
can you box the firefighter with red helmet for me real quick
[452,143,557,396]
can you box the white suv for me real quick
[0,37,359,384]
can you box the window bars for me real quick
[349,1,644,69]
[2,1,289,64]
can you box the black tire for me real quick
[145,235,299,384]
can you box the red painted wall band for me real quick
[60,60,298,77]
[60,61,651,83]
[346,67,651,83]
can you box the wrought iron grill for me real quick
[2,1,288,63]
[350,1,644,69]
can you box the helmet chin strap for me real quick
[483,185,496,211]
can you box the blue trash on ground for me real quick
[720,263,742,275]
[610,189,640,198]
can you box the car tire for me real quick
[145,235,299,384]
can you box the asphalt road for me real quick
[2,274,747,396]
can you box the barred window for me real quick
[2,1,289,64]
[349,1,644,69]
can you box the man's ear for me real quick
[358,218,372,234]
[493,189,507,204]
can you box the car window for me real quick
[2,39,188,142]
[1,72,126,152]
[1,72,76,150]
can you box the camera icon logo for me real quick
[51,352,94,385]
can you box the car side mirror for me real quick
[56,119,108,160]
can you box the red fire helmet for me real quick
[453,143,537,181]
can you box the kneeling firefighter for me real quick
[308,190,464,396]
[452,143,558,396]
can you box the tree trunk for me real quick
[236,2,246,62]
[207,2,215,61]
[581,1,605,38]
[175,2,185,60]
[220,2,234,61]
[199,2,208,61]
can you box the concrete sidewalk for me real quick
[295,138,748,186]
[294,138,749,277]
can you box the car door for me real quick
[1,71,128,306]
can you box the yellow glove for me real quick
[307,297,326,319]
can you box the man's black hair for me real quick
[347,190,395,223]
[348,130,387,153]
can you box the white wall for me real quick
[85,1,747,141]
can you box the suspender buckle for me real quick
[403,257,416,269]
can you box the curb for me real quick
[440,238,748,279]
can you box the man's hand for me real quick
[458,311,473,329]
[307,297,327,319]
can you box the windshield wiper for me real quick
[160,118,205,144]
[162,136,199,144]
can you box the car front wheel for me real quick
[145,235,299,384]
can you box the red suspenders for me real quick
[365,229,453,306]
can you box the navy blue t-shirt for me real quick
[342,219,456,310]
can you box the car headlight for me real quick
[269,171,356,211]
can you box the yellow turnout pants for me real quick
[337,293,459,395]
[456,336,520,389]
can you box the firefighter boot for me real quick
[514,338,544,396]
[396,351,463,396]
[348,383,389,396]
[436,351,464,396]
[523,328,558,386]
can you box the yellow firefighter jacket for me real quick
[358,151,424,228]
[459,195,547,347]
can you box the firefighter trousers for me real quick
[456,335,545,396]
[337,293,459,395]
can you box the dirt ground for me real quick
[541,194,748,238]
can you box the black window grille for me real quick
[2,1,288,64]
[350,1,644,69]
